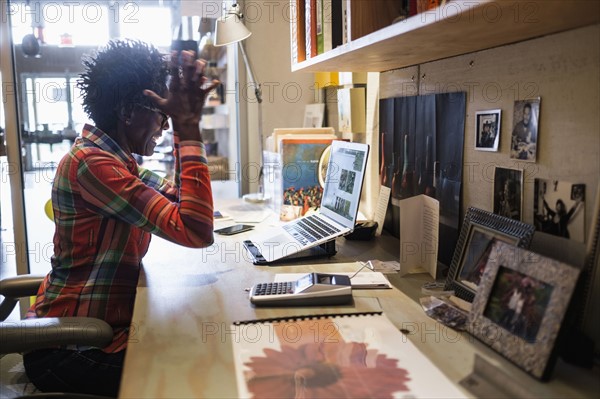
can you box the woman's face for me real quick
[126,105,169,156]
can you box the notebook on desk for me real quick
[244,140,369,264]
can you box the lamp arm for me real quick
[238,40,262,104]
[238,40,265,195]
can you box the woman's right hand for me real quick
[144,50,220,142]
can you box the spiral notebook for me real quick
[231,312,466,398]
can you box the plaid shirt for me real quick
[28,124,214,353]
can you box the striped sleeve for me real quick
[76,143,214,248]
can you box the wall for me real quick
[380,24,599,243]
[380,24,599,352]
[240,0,316,194]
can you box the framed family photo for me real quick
[511,98,540,162]
[444,208,535,302]
[475,109,501,151]
[469,241,580,380]
[493,167,523,221]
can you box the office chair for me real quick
[0,274,114,398]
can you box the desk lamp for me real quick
[214,3,268,203]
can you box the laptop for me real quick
[244,140,370,264]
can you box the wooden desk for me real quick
[119,202,599,398]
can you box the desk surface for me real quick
[119,201,599,398]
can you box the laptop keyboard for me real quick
[283,215,341,245]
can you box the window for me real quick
[119,5,172,48]
[10,2,110,46]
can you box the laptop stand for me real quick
[243,239,337,266]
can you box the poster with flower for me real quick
[232,312,466,398]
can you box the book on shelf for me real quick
[291,0,306,64]
[323,0,332,52]
[341,0,348,45]
[316,0,324,55]
[349,0,404,41]
[337,86,366,135]
[331,0,343,49]
[231,312,466,398]
[305,0,318,59]
[417,0,444,14]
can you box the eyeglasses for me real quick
[135,104,169,129]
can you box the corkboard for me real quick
[380,24,599,242]
[379,24,600,354]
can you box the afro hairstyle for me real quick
[77,40,168,133]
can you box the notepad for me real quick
[231,312,466,398]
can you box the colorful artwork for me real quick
[280,139,333,209]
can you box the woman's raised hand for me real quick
[145,50,220,141]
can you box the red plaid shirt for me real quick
[28,124,214,352]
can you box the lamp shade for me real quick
[214,12,251,46]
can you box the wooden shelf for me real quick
[292,0,600,73]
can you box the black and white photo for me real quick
[493,167,523,221]
[475,110,501,151]
[534,179,585,242]
[511,98,540,162]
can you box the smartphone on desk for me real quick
[249,273,352,307]
[214,224,254,235]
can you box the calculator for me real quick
[249,273,352,307]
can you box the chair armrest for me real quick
[0,275,46,321]
[0,317,114,354]
[0,274,46,298]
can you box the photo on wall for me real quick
[510,98,540,162]
[493,167,523,221]
[475,109,501,151]
[534,179,585,242]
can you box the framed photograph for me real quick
[510,98,540,162]
[303,103,326,128]
[469,241,580,380]
[493,166,523,221]
[533,179,585,242]
[444,207,535,302]
[475,109,501,151]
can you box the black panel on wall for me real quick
[379,92,467,274]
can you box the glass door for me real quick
[1,0,240,280]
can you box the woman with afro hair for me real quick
[23,40,218,397]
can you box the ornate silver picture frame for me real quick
[469,241,580,380]
[444,207,535,302]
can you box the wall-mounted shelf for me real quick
[292,0,600,73]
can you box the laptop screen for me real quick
[320,141,370,229]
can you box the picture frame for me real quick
[475,109,501,152]
[493,166,523,221]
[469,240,580,380]
[510,98,540,162]
[533,178,586,242]
[303,103,326,128]
[444,207,535,302]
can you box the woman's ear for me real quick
[117,105,134,126]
